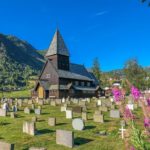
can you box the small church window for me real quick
[87,82,90,87]
[81,82,84,86]
[75,81,79,86]
[46,74,50,78]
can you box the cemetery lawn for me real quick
[0,100,145,150]
[0,89,30,99]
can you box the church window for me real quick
[81,81,84,86]
[46,74,50,78]
[75,81,79,86]
[87,82,90,87]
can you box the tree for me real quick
[123,59,147,90]
[140,0,150,6]
[92,58,101,83]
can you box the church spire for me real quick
[45,29,69,57]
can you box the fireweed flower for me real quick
[131,86,141,101]
[144,118,150,128]
[112,88,122,102]
[124,106,134,119]
[147,98,150,106]
[130,146,136,150]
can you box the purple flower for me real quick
[147,98,150,106]
[144,118,150,128]
[130,146,136,150]
[131,86,141,101]
[124,106,134,119]
[112,88,122,102]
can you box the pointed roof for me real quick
[45,29,69,57]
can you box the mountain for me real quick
[37,50,47,56]
[0,33,45,89]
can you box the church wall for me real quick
[40,61,59,85]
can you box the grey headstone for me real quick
[34,109,41,115]
[10,112,16,118]
[110,110,120,118]
[0,141,14,150]
[0,109,6,117]
[48,117,56,126]
[82,112,87,121]
[72,106,82,113]
[23,121,35,136]
[56,130,74,148]
[93,114,104,123]
[24,107,30,114]
[29,147,46,150]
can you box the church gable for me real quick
[40,60,59,85]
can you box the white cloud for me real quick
[95,11,108,16]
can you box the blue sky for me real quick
[0,0,150,71]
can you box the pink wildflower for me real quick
[131,86,141,101]
[112,88,122,102]
[147,98,150,106]
[144,118,150,128]
[130,146,136,150]
[124,106,134,119]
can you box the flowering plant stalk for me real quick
[131,86,141,101]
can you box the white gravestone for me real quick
[72,118,84,130]
[97,100,101,106]
[66,110,72,119]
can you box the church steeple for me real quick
[45,29,69,57]
[46,29,70,71]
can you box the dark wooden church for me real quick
[32,29,100,99]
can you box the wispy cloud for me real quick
[95,11,108,16]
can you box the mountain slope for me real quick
[0,34,45,69]
[0,34,45,89]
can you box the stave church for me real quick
[32,29,100,99]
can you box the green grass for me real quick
[0,101,126,150]
[0,89,31,99]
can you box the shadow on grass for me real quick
[42,112,50,115]
[0,122,11,126]
[37,119,45,122]
[74,137,93,146]
[85,125,96,130]
[57,123,67,126]
[37,129,55,135]
[104,119,111,123]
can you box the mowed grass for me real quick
[0,101,126,150]
[0,89,31,99]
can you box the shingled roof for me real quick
[57,63,94,81]
[45,29,69,57]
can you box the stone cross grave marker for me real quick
[119,125,126,139]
